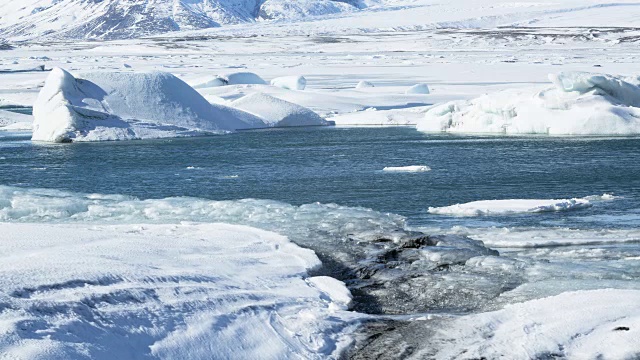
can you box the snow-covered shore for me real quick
[0,222,360,359]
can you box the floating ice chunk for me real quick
[271,75,306,90]
[406,83,430,94]
[418,71,640,135]
[32,68,266,142]
[428,197,596,216]
[429,289,640,359]
[356,81,375,89]
[582,193,619,201]
[231,92,330,127]
[383,165,431,172]
[416,247,481,268]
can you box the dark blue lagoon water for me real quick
[1,127,639,230]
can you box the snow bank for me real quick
[406,83,430,94]
[193,72,266,88]
[231,92,331,127]
[383,165,431,172]
[427,195,609,216]
[0,222,360,359]
[356,81,375,89]
[427,289,640,359]
[418,71,640,135]
[32,68,265,142]
[271,75,306,90]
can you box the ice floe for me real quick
[31,68,266,142]
[383,165,431,172]
[418,71,640,135]
[230,92,331,127]
[427,195,618,216]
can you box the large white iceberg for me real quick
[231,92,331,127]
[417,72,640,135]
[32,68,265,142]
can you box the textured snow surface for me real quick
[0,222,359,359]
[427,194,617,216]
[32,68,265,142]
[231,92,329,127]
[422,289,640,360]
[418,72,640,135]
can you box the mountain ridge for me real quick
[0,0,364,40]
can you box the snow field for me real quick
[0,222,361,359]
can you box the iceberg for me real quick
[231,92,331,127]
[418,72,640,135]
[32,68,265,142]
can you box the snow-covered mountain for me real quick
[0,0,363,40]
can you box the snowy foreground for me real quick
[417,289,640,359]
[0,222,359,359]
[2,0,640,357]
[1,186,639,358]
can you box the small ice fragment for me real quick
[356,81,375,89]
[383,165,431,172]
[271,76,306,90]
